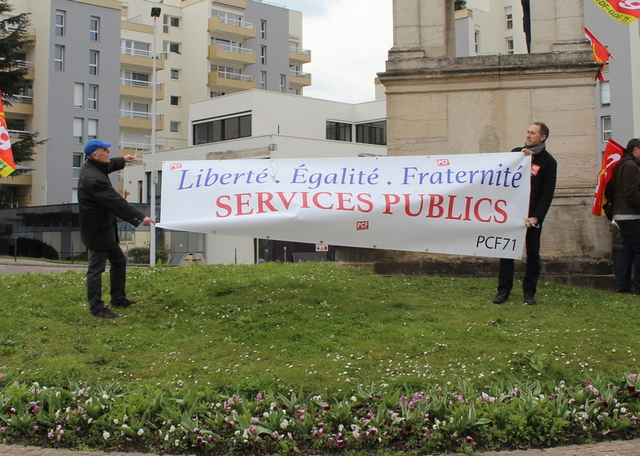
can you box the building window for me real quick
[73,118,83,144]
[88,85,98,110]
[164,41,181,54]
[170,96,180,106]
[89,50,99,75]
[90,16,100,41]
[170,121,180,132]
[87,119,98,140]
[163,15,180,33]
[600,80,611,106]
[260,45,267,64]
[55,10,65,36]
[122,40,151,57]
[602,116,612,142]
[326,121,352,142]
[356,121,387,145]
[73,153,83,179]
[74,83,84,109]
[193,114,252,144]
[54,45,65,71]
[210,91,227,98]
[259,71,267,90]
[260,20,267,39]
[170,68,180,79]
[474,30,480,54]
[505,6,513,30]
[280,74,286,93]
[506,38,514,55]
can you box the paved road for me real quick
[0,257,86,275]
[2,440,640,456]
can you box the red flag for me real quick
[585,28,612,82]
[593,138,625,216]
[593,0,640,24]
[0,95,16,178]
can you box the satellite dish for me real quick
[178,253,206,267]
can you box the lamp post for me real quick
[149,6,161,266]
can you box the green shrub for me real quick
[127,246,170,264]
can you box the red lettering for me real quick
[445,194,462,220]
[312,192,333,210]
[493,200,508,223]
[427,194,444,218]
[235,193,254,216]
[463,196,473,221]
[216,195,232,218]
[357,193,374,212]
[383,194,401,214]
[300,192,310,208]
[404,194,425,217]
[336,193,355,211]
[473,198,492,222]
[276,191,297,210]
[256,192,277,214]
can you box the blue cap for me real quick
[84,139,113,155]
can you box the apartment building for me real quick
[1,0,311,208]
[455,0,640,158]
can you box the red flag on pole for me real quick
[592,0,640,24]
[585,28,612,82]
[593,138,625,216]
[0,95,16,178]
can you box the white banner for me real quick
[158,153,531,259]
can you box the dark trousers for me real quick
[87,247,127,315]
[615,219,640,292]
[497,223,543,297]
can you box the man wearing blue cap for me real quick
[78,139,155,318]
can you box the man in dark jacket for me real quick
[611,138,640,293]
[493,122,557,305]
[78,139,155,318]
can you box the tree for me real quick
[455,1,467,10]
[0,1,40,180]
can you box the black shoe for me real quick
[111,298,136,308]
[93,308,120,318]
[524,294,537,305]
[493,292,509,304]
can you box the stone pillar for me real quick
[531,0,590,53]
[392,0,455,58]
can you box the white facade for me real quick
[123,90,387,264]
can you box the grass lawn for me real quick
[0,261,636,391]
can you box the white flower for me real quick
[102,431,110,440]
[280,419,289,429]
[137,429,144,436]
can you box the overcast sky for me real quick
[282,0,394,104]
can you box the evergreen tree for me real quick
[0,0,40,179]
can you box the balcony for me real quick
[208,43,255,66]
[0,173,32,186]
[289,47,311,65]
[120,78,164,101]
[119,110,164,131]
[208,70,254,91]
[289,70,311,88]
[8,130,33,139]
[212,0,246,7]
[121,48,165,71]
[3,95,34,115]
[208,16,255,40]
[14,60,35,80]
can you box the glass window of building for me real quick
[193,114,252,145]
[55,10,65,36]
[602,116,612,142]
[89,50,99,75]
[74,83,84,109]
[90,16,99,41]
[356,121,387,145]
[326,121,353,142]
[54,45,65,71]
[73,118,83,144]
[88,85,98,110]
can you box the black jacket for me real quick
[512,146,557,223]
[77,157,145,251]
[612,152,640,215]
